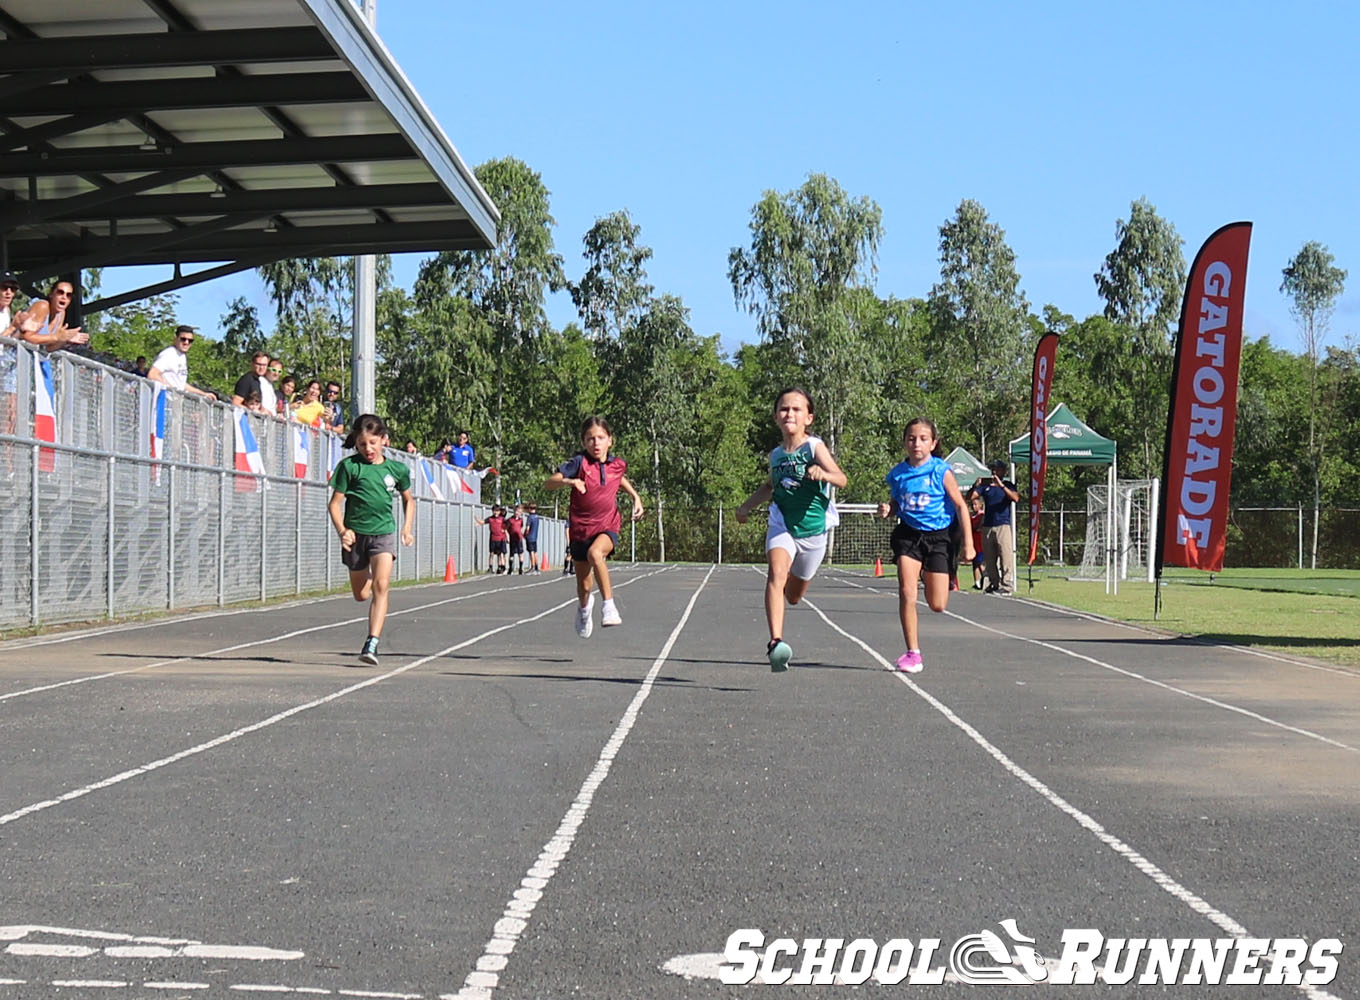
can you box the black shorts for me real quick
[508,539,524,555]
[489,539,507,555]
[526,540,538,553]
[890,523,952,574]
[569,531,619,563]
[341,531,397,572]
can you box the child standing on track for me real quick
[327,413,415,666]
[476,505,508,573]
[876,417,974,674]
[735,387,848,672]
[506,503,526,574]
[544,416,644,638]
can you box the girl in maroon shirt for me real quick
[544,416,643,638]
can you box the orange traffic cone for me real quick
[444,556,458,583]
[874,557,883,577]
[540,553,550,571]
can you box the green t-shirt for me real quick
[769,436,830,538]
[332,455,411,535]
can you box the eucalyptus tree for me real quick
[414,157,565,486]
[728,173,883,454]
[1281,241,1347,566]
[1094,198,1186,342]
[927,199,1030,462]
[570,210,654,343]
[257,256,354,383]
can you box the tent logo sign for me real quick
[1049,422,1078,439]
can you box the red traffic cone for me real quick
[874,557,883,577]
[540,553,550,571]
[444,556,458,583]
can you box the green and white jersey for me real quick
[769,435,832,538]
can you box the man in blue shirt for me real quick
[976,459,1019,595]
[450,430,475,468]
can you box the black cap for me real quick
[0,271,20,289]
[989,459,1008,473]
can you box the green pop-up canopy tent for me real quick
[1008,402,1120,591]
[943,446,990,491]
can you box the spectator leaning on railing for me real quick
[147,325,215,399]
[232,351,272,409]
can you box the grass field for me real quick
[1010,569,1360,669]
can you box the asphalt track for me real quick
[1,563,1356,1000]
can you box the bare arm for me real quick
[328,490,354,551]
[735,481,773,524]
[619,474,644,521]
[544,471,586,494]
[945,471,975,561]
[399,488,415,546]
[807,439,848,489]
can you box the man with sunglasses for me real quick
[148,325,216,398]
[322,381,347,435]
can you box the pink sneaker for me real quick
[895,650,924,673]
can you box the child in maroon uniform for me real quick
[506,503,526,574]
[544,416,644,637]
[476,504,509,574]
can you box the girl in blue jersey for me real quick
[876,417,974,673]
[736,387,848,672]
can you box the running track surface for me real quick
[1,564,1356,999]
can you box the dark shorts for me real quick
[508,538,524,555]
[341,531,397,572]
[890,523,952,574]
[570,531,619,563]
[526,540,538,553]
[489,539,507,555]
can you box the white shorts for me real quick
[766,526,828,580]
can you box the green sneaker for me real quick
[767,639,792,673]
[360,636,380,665]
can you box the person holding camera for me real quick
[977,459,1019,595]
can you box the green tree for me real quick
[416,157,565,495]
[1281,241,1347,566]
[927,199,1030,462]
[728,173,883,455]
[1094,198,1186,340]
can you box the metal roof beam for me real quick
[0,169,201,227]
[0,111,128,153]
[0,27,335,73]
[0,133,411,175]
[48,182,447,221]
[17,212,267,280]
[82,258,270,315]
[7,71,367,116]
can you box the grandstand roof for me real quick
[0,0,499,311]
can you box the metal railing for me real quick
[0,340,564,629]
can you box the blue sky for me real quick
[105,0,1359,359]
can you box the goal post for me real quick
[1073,478,1159,585]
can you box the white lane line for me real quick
[441,565,716,1000]
[804,598,1342,1000]
[0,568,669,829]
[826,572,1360,753]
[0,571,627,704]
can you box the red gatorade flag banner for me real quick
[1027,332,1059,565]
[1157,222,1251,574]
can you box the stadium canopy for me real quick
[1008,402,1121,592]
[943,445,989,490]
[0,0,499,314]
[1008,402,1116,466]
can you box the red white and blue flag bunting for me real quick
[291,422,310,480]
[32,353,56,472]
[150,384,167,483]
[233,407,264,492]
[422,459,445,501]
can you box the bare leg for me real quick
[765,547,794,641]
[367,552,394,637]
[897,556,924,649]
[587,534,616,600]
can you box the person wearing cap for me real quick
[148,325,215,398]
[976,458,1020,595]
[0,271,19,334]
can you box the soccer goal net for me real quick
[1075,478,1159,582]
[827,503,894,567]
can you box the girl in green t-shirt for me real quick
[328,414,415,665]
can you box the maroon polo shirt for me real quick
[559,452,628,541]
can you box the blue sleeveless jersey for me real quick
[885,456,951,531]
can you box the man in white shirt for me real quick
[148,325,215,398]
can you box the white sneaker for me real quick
[576,597,594,638]
[601,598,622,627]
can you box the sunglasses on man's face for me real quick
[177,336,194,344]
[269,366,282,374]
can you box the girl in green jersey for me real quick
[735,388,847,672]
